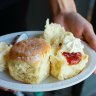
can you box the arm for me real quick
[49,0,96,51]
[49,0,76,17]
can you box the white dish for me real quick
[0,31,96,92]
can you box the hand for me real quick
[53,12,96,74]
[53,12,96,51]
[0,87,16,92]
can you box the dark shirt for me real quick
[0,0,19,10]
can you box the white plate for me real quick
[0,31,96,92]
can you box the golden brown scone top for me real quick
[9,38,51,63]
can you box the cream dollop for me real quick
[60,32,84,54]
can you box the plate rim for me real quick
[0,31,96,92]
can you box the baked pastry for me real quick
[0,42,12,71]
[8,38,51,84]
[44,19,88,80]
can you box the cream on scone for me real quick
[44,19,88,80]
[8,38,51,84]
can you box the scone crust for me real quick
[9,38,51,63]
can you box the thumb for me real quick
[83,25,96,51]
[53,15,64,27]
[93,70,96,74]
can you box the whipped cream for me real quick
[60,32,84,54]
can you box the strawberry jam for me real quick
[62,52,82,65]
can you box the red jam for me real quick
[62,52,82,65]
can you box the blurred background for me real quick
[26,0,96,31]
[0,0,96,96]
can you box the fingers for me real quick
[83,24,96,51]
[53,13,69,30]
[0,87,17,92]
[53,14,64,27]
[93,70,96,74]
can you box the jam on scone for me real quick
[62,52,82,65]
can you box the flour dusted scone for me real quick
[0,42,12,71]
[8,38,51,84]
[44,19,88,80]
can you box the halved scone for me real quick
[44,19,88,80]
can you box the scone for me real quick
[44,19,88,80]
[0,42,12,71]
[8,38,51,84]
